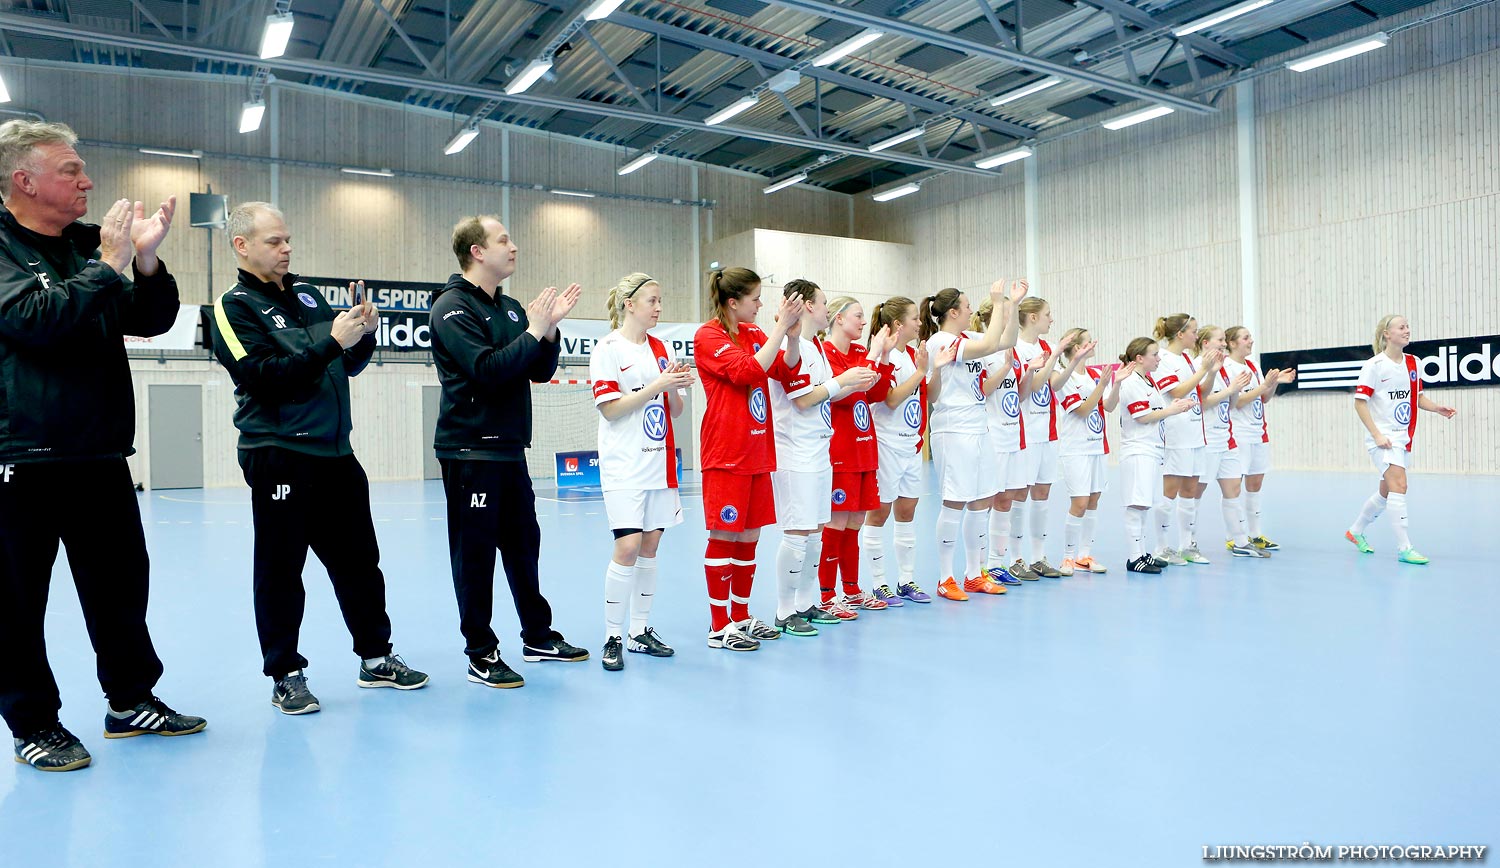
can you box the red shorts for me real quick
[703,469,777,533]
[830,470,880,512]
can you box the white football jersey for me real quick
[1155,346,1205,448]
[769,336,835,468]
[1201,366,1238,451]
[1223,358,1269,444]
[871,345,923,453]
[980,348,1025,452]
[1014,337,1059,443]
[1117,374,1167,458]
[1355,352,1421,451]
[590,331,680,490]
[926,331,988,436]
[1058,367,1108,457]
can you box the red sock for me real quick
[729,540,758,623]
[818,527,844,603]
[705,539,735,631]
[841,525,863,596]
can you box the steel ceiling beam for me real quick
[756,0,1216,113]
[1074,0,1250,69]
[0,12,997,177]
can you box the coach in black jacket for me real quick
[210,201,427,715]
[428,214,587,686]
[0,120,206,772]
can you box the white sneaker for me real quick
[1155,546,1188,566]
[735,616,781,641]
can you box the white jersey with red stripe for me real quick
[871,345,924,454]
[1202,366,1238,451]
[1155,346,1205,448]
[926,330,988,436]
[1117,373,1167,459]
[979,346,1026,452]
[1014,337,1059,443]
[1058,367,1110,457]
[1355,352,1421,451]
[1223,357,1269,443]
[589,330,680,490]
[769,336,834,469]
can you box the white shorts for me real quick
[1060,453,1108,498]
[1163,446,1204,478]
[932,431,1000,503]
[1198,448,1243,481]
[993,445,1029,492]
[603,487,684,532]
[876,443,923,502]
[1119,453,1164,509]
[1021,439,1059,486]
[1369,446,1412,475]
[771,467,833,531]
[1241,440,1271,476]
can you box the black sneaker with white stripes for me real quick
[521,636,589,663]
[627,627,675,657]
[271,672,321,715]
[602,637,624,671]
[357,654,430,690]
[467,650,525,688]
[14,726,91,772]
[103,696,208,738]
[1127,555,1164,575]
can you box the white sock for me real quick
[987,509,1010,567]
[893,520,917,583]
[794,533,823,612]
[860,524,886,586]
[1125,508,1146,559]
[1350,494,1387,534]
[1223,496,1250,547]
[1029,497,1049,562]
[361,656,388,668]
[1246,490,1263,538]
[604,560,635,640]
[1155,495,1175,551]
[1063,512,1082,560]
[1081,510,1098,558]
[775,535,808,620]
[936,506,963,582]
[1388,492,1411,549]
[630,556,658,638]
[1009,503,1027,564]
[963,508,988,580]
[1178,497,1199,550]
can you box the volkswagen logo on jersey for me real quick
[720,504,739,524]
[1251,398,1264,420]
[749,388,767,423]
[1088,410,1103,434]
[643,404,668,441]
[1158,420,1167,442]
[1191,394,1202,415]
[820,401,833,429]
[1001,391,1021,418]
[971,377,985,402]
[1394,402,1412,425]
[902,397,922,429]
[297,292,319,308]
[1032,384,1052,407]
[853,401,871,431]
[1218,402,1231,423]
[831,488,847,505]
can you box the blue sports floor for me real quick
[2,468,1496,867]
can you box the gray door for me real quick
[422,385,442,480]
[149,384,203,489]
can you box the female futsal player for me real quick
[1116,338,1195,574]
[1222,327,1295,551]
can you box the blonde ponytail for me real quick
[607,272,657,330]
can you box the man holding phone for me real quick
[210,201,427,715]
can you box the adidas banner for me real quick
[1261,334,1500,394]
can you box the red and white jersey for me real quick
[1058,366,1110,457]
[1355,352,1421,452]
[1200,366,1238,451]
[1014,337,1059,443]
[824,340,893,472]
[769,336,834,469]
[871,345,925,454]
[590,331,680,490]
[1223,357,1269,444]
[693,319,798,475]
[1155,346,1206,448]
[1117,373,1167,458]
[980,347,1026,453]
[926,331,988,436]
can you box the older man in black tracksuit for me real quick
[210,201,427,716]
[428,214,587,687]
[0,120,206,772]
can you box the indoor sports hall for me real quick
[0,1,1495,866]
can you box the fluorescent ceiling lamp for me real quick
[239,100,266,134]
[1172,0,1273,37]
[705,95,758,126]
[762,172,809,195]
[989,76,1061,107]
[138,148,202,159]
[583,0,627,20]
[341,167,394,177]
[975,145,1034,169]
[1285,32,1389,72]
[552,189,597,198]
[505,58,553,95]
[810,30,883,67]
[618,152,659,175]
[1101,105,1174,130]
[0,74,10,104]
[867,127,924,153]
[258,12,294,59]
[444,127,480,155]
[872,182,920,202]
